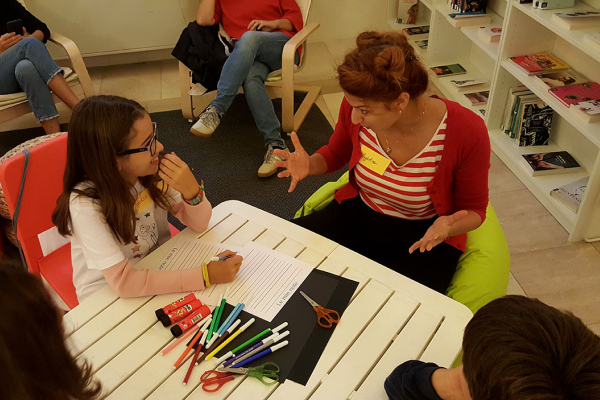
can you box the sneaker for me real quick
[190,107,220,137]
[258,144,287,178]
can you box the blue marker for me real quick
[230,340,289,368]
[210,256,230,261]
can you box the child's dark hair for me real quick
[52,95,171,245]
[0,267,102,399]
[462,295,600,399]
[337,31,429,105]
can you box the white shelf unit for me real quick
[387,0,434,32]
[392,0,600,241]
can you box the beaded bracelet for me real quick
[184,180,205,206]
[202,263,211,288]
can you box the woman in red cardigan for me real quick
[274,31,490,293]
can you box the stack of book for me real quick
[552,11,600,30]
[402,25,430,39]
[464,90,489,106]
[509,52,570,76]
[446,0,491,26]
[522,151,581,176]
[478,26,502,42]
[500,87,554,146]
[550,177,588,213]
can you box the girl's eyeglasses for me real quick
[117,122,158,157]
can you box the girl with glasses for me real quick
[52,95,242,303]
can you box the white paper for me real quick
[38,226,70,257]
[217,242,313,322]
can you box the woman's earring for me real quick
[399,109,402,116]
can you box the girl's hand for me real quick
[273,132,310,193]
[247,19,278,32]
[158,152,200,201]
[409,210,469,254]
[207,250,243,284]
[0,33,22,55]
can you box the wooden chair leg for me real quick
[179,62,194,121]
[292,85,321,133]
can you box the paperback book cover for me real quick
[507,92,537,137]
[478,26,502,42]
[430,63,467,76]
[414,39,428,49]
[571,100,600,123]
[397,0,419,24]
[450,78,487,89]
[550,177,588,213]
[535,70,588,88]
[509,53,570,75]
[501,87,530,132]
[516,100,553,146]
[403,25,430,36]
[464,90,489,106]
[522,151,581,176]
[548,82,600,107]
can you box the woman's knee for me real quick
[14,60,38,82]
[236,31,264,51]
[18,37,46,52]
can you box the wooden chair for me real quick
[0,0,94,127]
[179,0,320,133]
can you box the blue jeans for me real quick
[210,31,297,149]
[0,37,63,122]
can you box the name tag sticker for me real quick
[134,188,154,213]
[359,145,391,175]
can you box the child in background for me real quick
[385,295,600,400]
[52,95,242,303]
[0,265,102,399]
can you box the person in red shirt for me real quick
[274,31,490,293]
[192,0,303,178]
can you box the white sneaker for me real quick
[190,107,221,137]
[258,145,287,178]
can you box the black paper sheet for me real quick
[197,269,358,385]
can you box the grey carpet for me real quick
[0,94,347,229]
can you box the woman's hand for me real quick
[409,210,469,254]
[247,19,279,32]
[273,132,310,193]
[207,250,243,284]
[0,32,22,55]
[158,152,201,201]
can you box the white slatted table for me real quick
[64,200,473,400]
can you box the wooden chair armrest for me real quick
[281,23,320,66]
[48,33,95,97]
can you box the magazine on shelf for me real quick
[509,53,570,76]
[450,77,487,89]
[522,151,581,176]
[478,26,502,42]
[552,11,600,30]
[550,177,588,213]
[516,100,553,146]
[430,63,467,76]
[548,82,600,107]
[402,25,430,36]
[571,100,600,123]
[534,70,588,88]
[397,0,419,24]
[464,90,489,106]
[414,39,428,49]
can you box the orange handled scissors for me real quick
[300,291,340,328]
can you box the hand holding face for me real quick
[158,152,200,200]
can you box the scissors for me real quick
[200,370,235,392]
[300,291,340,328]
[217,362,280,386]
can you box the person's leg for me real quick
[48,73,80,109]
[14,59,61,134]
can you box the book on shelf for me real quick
[534,70,588,88]
[517,0,532,3]
[506,92,536,137]
[430,63,467,76]
[397,0,419,24]
[571,100,600,123]
[414,39,429,49]
[522,151,581,176]
[478,26,502,42]
[548,82,600,107]
[516,100,553,146]
[584,32,600,52]
[464,90,489,106]
[450,77,487,89]
[448,0,487,13]
[552,11,600,30]
[550,177,588,213]
[402,25,430,36]
[447,13,492,27]
[501,86,530,132]
[509,53,570,76]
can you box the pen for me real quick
[231,340,289,368]
[206,294,223,342]
[210,256,230,261]
[183,326,209,385]
[206,318,255,361]
[224,330,289,367]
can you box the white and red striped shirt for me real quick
[355,113,447,220]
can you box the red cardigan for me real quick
[316,96,490,252]
[214,0,304,39]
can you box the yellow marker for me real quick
[206,318,255,361]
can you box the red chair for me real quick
[0,134,180,309]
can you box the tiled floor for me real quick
[3,40,600,333]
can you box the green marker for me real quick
[206,294,223,342]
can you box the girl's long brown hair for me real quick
[0,265,102,399]
[52,95,172,244]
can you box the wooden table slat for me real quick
[253,229,286,249]
[310,293,421,400]
[223,221,267,247]
[273,237,306,258]
[63,285,119,337]
[419,315,466,367]
[340,268,370,302]
[316,258,347,276]
[352,305,444,400]
[296,247,327,267]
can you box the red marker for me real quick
[155,293,197,318]
[159,299,204,327]
[170,304,211,337]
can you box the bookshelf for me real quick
[388,0,600,242]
